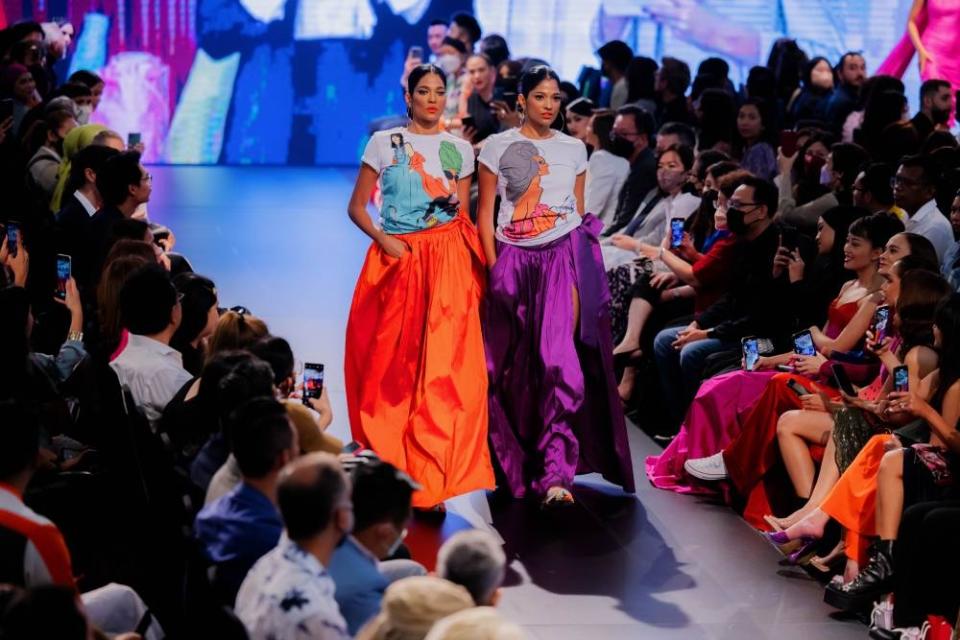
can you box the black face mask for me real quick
[726,207,749,235]
[610,136,635,158]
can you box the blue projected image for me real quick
[33,0,922,165]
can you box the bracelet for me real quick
[67,330,83,342]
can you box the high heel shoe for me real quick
[763,514,788,532]
[613,348,643,370]
[786,538,820,566]
[764,531,815,558]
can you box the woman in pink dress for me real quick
[878,0,960,97]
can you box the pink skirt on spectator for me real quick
[645,370,778,494]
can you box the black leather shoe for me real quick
[824,539,894,611]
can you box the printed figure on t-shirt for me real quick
[498,140,575,241]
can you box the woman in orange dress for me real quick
[344,64,494,509]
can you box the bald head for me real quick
[278,452,351,541]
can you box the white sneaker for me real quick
[684,452,728,481]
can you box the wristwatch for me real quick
[67,330,84,342]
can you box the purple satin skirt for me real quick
[483,214,636,498]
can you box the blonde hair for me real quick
[424,607,526,640]
[206,310,269,357]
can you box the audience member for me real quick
[25,109,75,200]
[195,397,297,604]
[461,53,500,144]
[694,88,736,154]
[852,162,903,218]
[910,79,952,143]
[788,56,834,125]
[624,55,658,114]
[448,13,482,53]
[778,142,869,231]
[328,459,424,634]
[424,607,525,640]
[89,151,152,283]
[478,34,509,68]
[67,69,104,110]
[894,154,953,261]
[825,51,867,132]
[357,576,474,640]
[734,98,777,180]
[235,452,353,639]
[603,105,658,235]
[596,40,632,110]
[655,121,696,154]
[111,264,192,425]
[436,530,506,606]
[170,273,219,376]
[655,56,693,126]
[584,110,630,230]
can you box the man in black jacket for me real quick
[602,105,658,236]
[652,176,807,427]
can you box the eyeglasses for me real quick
[610,131,641,140]
[727,201,761,209]
[891,176,922,188]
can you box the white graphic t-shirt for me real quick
[362,127,474,235]
[478,128,587,247]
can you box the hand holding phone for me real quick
[407,45,423,62]
[127,132,142,148]
[893,365,909,393]
[792,330,816,356]
[669,217,685,249]
[461,115,475,130]
[779,130,800,158]
[870,305,891,344]
[741,337,760,372]
[5,222,19,258]
[55,254,71,300]
[303,362,325,406]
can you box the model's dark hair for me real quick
[406,64,447,96]
[519,65,561,99]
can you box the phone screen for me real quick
[461,115,475,129]
[871,306,891,342]
[303,362,324,404]
[127,132,141,147]
[780,130,799,157]
[408,45,423,62]
[742,337,760,372]
[670,218,684,248]
[793,330,816,356]
[893,366,909,393]
[6,223,18,258]
[55,254,71,300]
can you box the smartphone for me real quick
[871,305,891,343]
[670,217,685,249]
[303,362,324,405]
[0,98,13,122]
[893,365,909,393]
[5,222,19,258]
[461,115,475,129]
[127,132,141,147]
[831,363,856,396]
[780,130,800,157]
[786,378,809,397]
[55,254,71,300]
[501,91,518,110]
[792,329,816,356]
[780,227,799,251]
[407,45,423,62]
[741,336,760,372]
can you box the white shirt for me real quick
[109,334,193,427]
[73,190,98,217]
[601,191,700,271]
[586,150,629,231]
[905,199,953,264]
[236,535,350,640]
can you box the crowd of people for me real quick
[3,8,960,640]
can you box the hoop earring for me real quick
[518,106,525,125]
[406,106,412,120]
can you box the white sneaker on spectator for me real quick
[870,599,894,631]
[683,453,728,481]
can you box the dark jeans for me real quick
[893,500,960,627]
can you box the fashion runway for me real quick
[149,165,865,639]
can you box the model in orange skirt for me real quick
[344,65,494,508]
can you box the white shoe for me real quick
[683,452,728,481]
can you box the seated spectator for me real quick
[0,400,162,638]
[583,110,629,230]
[693,89,736,154]
[477,34,509,67]
[424,607,525,640]
[564,96,593,144]
[236,452,354,639]
[170,273,219,376]
[596,40,632,109]
[895,154,953,262]
[624,55,658,115]
[55,144,118,285]
[93,251,152,359]
[778,142,869,231]
[787,57,834,125]
[603,105,658,235]
[357,576,474,640]
[460,53,500,144]
[734,98,777,180]
[910,79,952,143]
[207,308,270,356]
[68,69,104,111]
[655,122,696,154]
[49,123,110,212]
[1,63,40,137]
[852,162,905,219]
[197,355,278,497]
[436,530,506,606]
[328,458,424,634]
[249,335,341,456]
[655,56,693,126]
[824,52,866,134]
[88,151,152,284]
[855,90,909,159]
[110,264,192,426]
[195,396,297,605]
[943,191,960,290]
[25,109,76,201]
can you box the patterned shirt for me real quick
[236,535,350,640]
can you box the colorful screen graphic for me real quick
[4,0,918,165]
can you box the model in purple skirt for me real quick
[476,66,635,508]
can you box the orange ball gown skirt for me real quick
[345,214,495,508]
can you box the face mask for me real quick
[610,136,635,158]
[726,207,750,235]
[658,169,686,192]
[76,104,92,125]
[819,164,833,187]
[436,54,461,76]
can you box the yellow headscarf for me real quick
[49,124,108,213]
